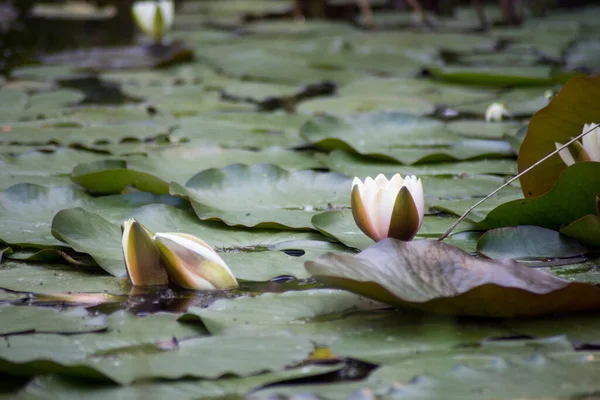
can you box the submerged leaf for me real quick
[305,238,600,317]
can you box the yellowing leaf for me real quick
[518,75,600,198]
[305,239,600,318]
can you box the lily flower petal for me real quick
[582,123,600,161]
[132,0,174,43]
[485,102,512,122]
[154,232,238,291]
[121,219,169,286]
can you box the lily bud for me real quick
[485,102,512,122]
[153,233,238,291]
[121,219,169,286]
[555,123,600,167]
[131,0,174,43]
[351,174,425,242]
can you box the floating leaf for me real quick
[0,183,181,248]
[171,164,351,230]
[319,150,517,178]
[476,226,589,260]
[0,305,107,335]
[426,65,554,86]
[560,214,600,249]
[71,147,322,194]
[305,238,600,317]
[518,75,600,198]
[311,210,476,250]
[480,163,600,231]
[51,205,329,279]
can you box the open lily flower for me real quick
[131,0,174,43]
[122,219,169,286]
[485,102,512,122]
[153,232,238,291]
[555,123,600,167]
[351,174,425,242]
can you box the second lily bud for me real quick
[351,174,425,242]
[121,219,238,291]
[555,122,600,167]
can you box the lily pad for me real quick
[0,183,182,248]
[40,43,194,71]
[319,150,518,178]
[455,87,552,117]
[427,65,554,86]
[51,205,328,278]
[517,75,600,198]
[171,164,352,230]
[121,85,254,115]
[300,113,460,153]
[476,226,589,260]
[446,121,521,140]
[0,305,107,335]
[305,238,600,317]
[71,147,322,194]
[181,289,379,336]
[0,260,126,295]
[20,365,342,400]
[0,89,84,122]
[297,95,434,117]
[480,163,600,231]
[311,210,476,250]
[341,77,496,108]
[173,112,309,149]
[560,214,600,249]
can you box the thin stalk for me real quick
[438,121,600,241]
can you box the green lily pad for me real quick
[181,289,378,336]
[0,183,182,248]
[319,150,518,178]
[51,205,328,278]
[0,124,170,147]
[21,364,342,400]
[171,164,352,230]
[560,214,600,249]
[0,311,214,383]
[455,87,552,117]
[480,163,600,231]
[431,191,525,222]
[300,113,460,153]
[0,260,126,295]
[311,210,476,250]
[71,147,322,194]
[476,226,589,260]
[0,89,84,122]
[297,95,434,117]
[0,305,107,335]
[305,238,600,317]
[198,43,362,85]
[121,85,254,116]
[173,112,309,149]
[446,121,521,140]
[427,65,554,86]
[341,77,497,108]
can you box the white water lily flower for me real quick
[154,232,238,291]
[131,0,174,43]
[122,218,169,286]
[555,123,600,167]
[351,174,425,242]
[485,102,512,122]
